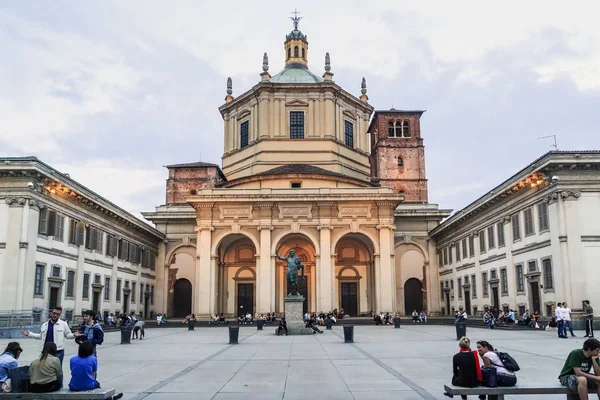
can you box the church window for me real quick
[287,48,291,59]
[403,120,410,137]
[301,48,305,59]
[290,111,304,139]
[291,182,302,188]
[344,120,354,147]
[388,121,394,137]
[240,121,249,149]
[395,121,403,137]
[294,46,299,58]
[397,157,403,166]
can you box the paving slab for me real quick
[1,323,589,399]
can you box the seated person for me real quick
[0,342,22,385]
[337,309,345,319]
[29,342,61,393]
[448,337,482,400]
[420,311,428,323]
[219,313,227,323]
[477,340,517,386]
[549,316,558,331]
[384,312,391,325]
[69,341,124,400]
[412,310,419,322]
[507,309,516,324]
[277,317,288,336]
[374,313,383,325]
[558,338,600,399]
[498,310,506,324]
[213,314,220,324]
[308,318,323,334]
[520,310,531,326]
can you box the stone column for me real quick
[195,223,214,318]
[377,223,395,313]
[257,225,273,314]
[318,224,333,312]
[3,198,26,310]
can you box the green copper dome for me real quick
[270,63,323,84]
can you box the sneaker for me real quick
[584,335,589,338]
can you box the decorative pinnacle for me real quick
[262,52,269,72]
[290,8,302,30]
[361,77,367,95]
[226,77,232,96]
[325,52,331,72]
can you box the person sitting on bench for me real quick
[476,340,517,387]
[448,336,482,400]
[558,338,600,400]
[28,342,62,393]
[69,341,124,400]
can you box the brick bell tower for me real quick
[368,110,428,202]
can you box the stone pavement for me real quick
[1,323,591,399]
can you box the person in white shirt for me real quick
[21,306,74,367]
[562,303,576,337]
[555,302,567,338]
[476,340,517,386]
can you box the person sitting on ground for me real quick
[337,308,345,319]
[28,342,62,393]
[412,310,419,322]
[107,314,115,327]
[0,342,22,385]
[497,310,506,324]
[213,314,220,324]
[69,341,123,399]
[548,316,558,332]
[520,310,531,326]
[484,312,495,329]
[448,337,482,400]
[477,340,517,387]
[374,313,383,326]
[245,313,252,323]
[384,312,392,325]
[277,317,288,336]
[133,318,145,340]
[558,338,600,399]
[219,313,227,324]
[308,317,323,334]
[507,309,516,324]
[156,314,162,325]
[420,311,428,323]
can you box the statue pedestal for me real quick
[284,295,311,335]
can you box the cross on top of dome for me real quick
[290,8,302,31]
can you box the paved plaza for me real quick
[2,323,591,399]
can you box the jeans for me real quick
[565,320,575,336]
[557,320,566,337]
[586,319,595,337]
[498,373,517,386]
[56,350,64,387]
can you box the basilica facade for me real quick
[143,20,449,319]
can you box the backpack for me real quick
[495,351,520,372]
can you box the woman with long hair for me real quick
[449,337,483,400]
[28,342,62,393]
[476,341,517,387]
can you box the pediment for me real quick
[237,109,251,119]
[285,99,309,107]
[343,109,356,119]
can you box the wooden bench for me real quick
[444,384,578,400]
[0,388,115,399]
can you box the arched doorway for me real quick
[173,278,192,317]
[404,278,423,316]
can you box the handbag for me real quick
[8,366,30,393]
[481,366,498,387]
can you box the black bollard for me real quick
[120,326,132,344]
[229,325,240,344]
[455,321,467,340]
[393,317,401,329]
[325,318,333,330]
[257,320,264,330]
[343,324,354,343]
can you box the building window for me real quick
[456,243,461,262]
[38,209,64,240]
[397,157,403,166]
[129,243,138,264]
[132,282,136,303]
[402,120,410,137]
[524,208,534,236]
[54,214,65,241]
[497,222,505,247]
[538,202,549,231]
[462,239,467,259]
[291,182,302,188]
[68,219,84,246]
[437,251,442,267]
[388,121,394,137]
[140,283,144,304]
[85,226,103,253]
[344,120,354,147]
[34,265,44,295]
[66,270,75,298]
[104,277,110,301]
[82,273,90,299]
[106,235,119,257]
[528,260,537,273]
[491,269,497,280]
[543,258,554,289]
[287,48,291,59]
[119,239,129,261]
[512,213,521,241]
[482,272,488,296]
[500,269,508,295]
[515,264,524,292]
[487,226,495,249]
[469,236,475,257]
[294,46,299,58]
[290,111,304,139]
[440,282,444,299]
[151,285,155,304]
[38,208,48,234]
[301,48,305,59]
[94,274,100,284]
[479,231,486,253]
[116,279,122,302]
[52,266,61,278]
[240,121,249,149]
[449,246,453,264]
[458,278,462,298]
[471,274,477,298]
[443,248,448,265]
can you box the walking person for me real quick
[563,303,576,338]
[28,342,62,393]
[584,300,595,338]
[74,310,104,357]
[21,306,74,366]
[556,302,567,339]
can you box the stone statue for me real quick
[275,248,305,296]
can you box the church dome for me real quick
[270,63,323,84]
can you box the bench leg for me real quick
[566,394,579,400]
[488,396,504,400]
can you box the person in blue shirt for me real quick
[69,341,122,399]
[0,342,22,384]
[74,310,104,357]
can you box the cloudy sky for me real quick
[1,1,599,221]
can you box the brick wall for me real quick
[166,167,222,204]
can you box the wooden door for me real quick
[237,283,254,317]
[530,283,541,314]
[341,282,358,317]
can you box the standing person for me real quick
[74,310,104,357]
[556,302,566,338]
[584,300,595,338]
[21,307,74,367]
[132,319,145,340]
[447,337,483,400]
[0,342,22,385]
[476,341,517,387]
[28,342,62,393]
[563,303,576,338]
[558,338,600,399]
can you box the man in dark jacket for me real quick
[74,310,104,357]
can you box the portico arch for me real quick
[166,247,196,317]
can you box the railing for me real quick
[0,309,47,328]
